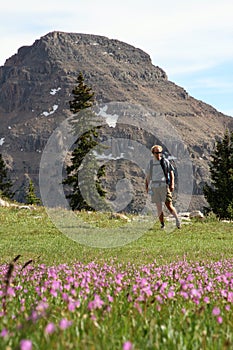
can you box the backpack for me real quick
[149,157,175,185]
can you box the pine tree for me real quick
[25,179,41,205]
[69,72,95,113]
[0,153,13,199]
[203,130,233,219]
[63,73,107,211]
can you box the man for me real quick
[145,145,181,229]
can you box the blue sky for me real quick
[1,0,233,116]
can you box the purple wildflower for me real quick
[167,290,175,299]
[45,323,56,335]
[88,294,104,310]
[123,341,133,350]
[107,294,114,303]
[20,339,32,350]
[59,318,72,330]
[227,291,233,302]
[0,328,8,338]
[212,307,221,316]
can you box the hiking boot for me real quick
[176,220,181,229]
[161,222,165,229]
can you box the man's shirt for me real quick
[146,159,166,188]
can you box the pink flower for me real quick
[134,302,142,314]
[36,301,49,313]
[59,318,72,330]
[160,282,168,292]
[167,291,175,299]
[217,316,223,324]
[0,328,8,338]
[68,302,76,312]
[45,323,56,335]
[7,287,15,297]
[181,308,186,314]
[88,294,104,310]
[123,341,133,350]
[190,288,201,298]
[50,289,58,297]
[20,339,32,350]
[107,294,114,303]
[212,307,221,316]
[227,291,233,302]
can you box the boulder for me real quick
[189,210,204,219]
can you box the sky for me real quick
[0,0,233,117]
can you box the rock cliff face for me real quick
[0,31,232,211]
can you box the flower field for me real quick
[1,256,233,349]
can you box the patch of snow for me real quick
[93,151,125,161]
[8,126,11,130]
[102,51,114,56]
[97,105,119,127]
[42,105,59,117]
[50,87,61,95]
[91,42,99,46]
[0,138,5,146]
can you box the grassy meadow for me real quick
[0,206,233,349]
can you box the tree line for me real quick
[0,73,232,219]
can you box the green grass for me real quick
[0,206,232,266]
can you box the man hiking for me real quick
[145,145,181,229]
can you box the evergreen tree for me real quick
[69,72,95,113]
[0,153,13,199]
[63,73,107,211]
[203,130,233,219]
[25,179,41,205]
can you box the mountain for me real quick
[0,31,232,212]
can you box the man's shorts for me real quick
[151,186,172,204]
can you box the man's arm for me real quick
[145,161,151,193]
[145,176,149,193]
[169,170,175,192]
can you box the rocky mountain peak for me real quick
[0,31,232,211]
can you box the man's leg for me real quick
[156,202,165,228]
[165,187,181,228]
[165,200,181,228]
